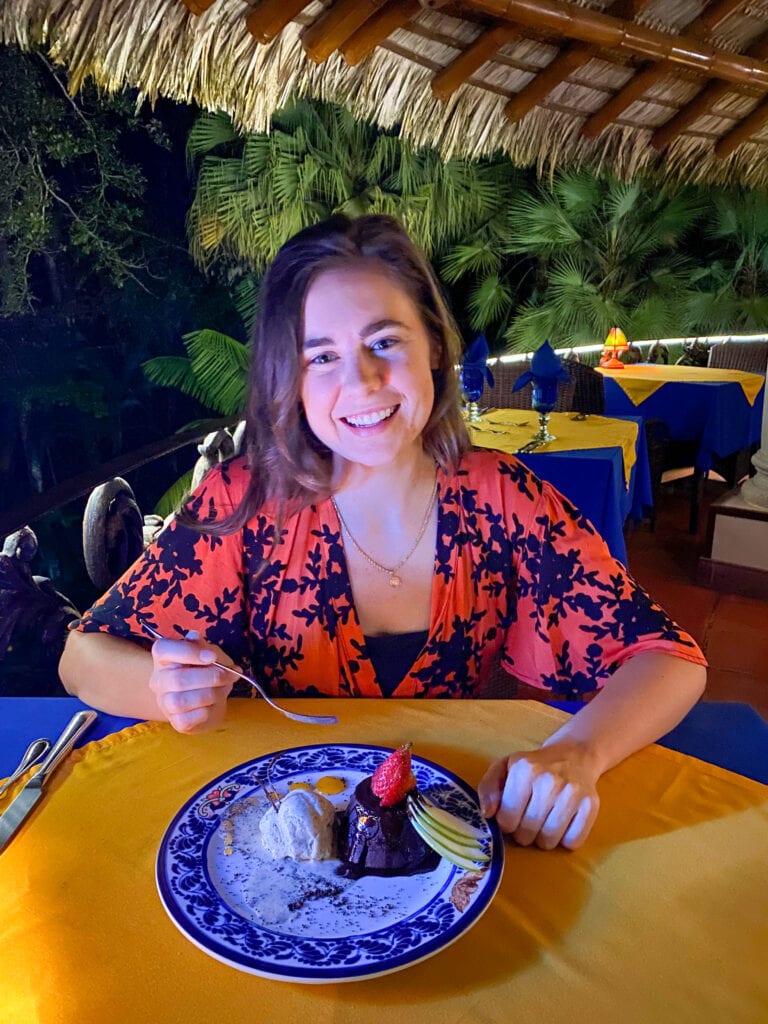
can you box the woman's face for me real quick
[300,267,439,473]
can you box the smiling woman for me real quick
[300,268,439,475]
[60,214,707,852]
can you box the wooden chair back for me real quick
[481,360,576,411]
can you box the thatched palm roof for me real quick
[5,0,768,187]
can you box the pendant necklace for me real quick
[332,475,438,588]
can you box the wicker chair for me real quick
[707,341,766,489]
[707,340,768,374]
[561,358,606,415]
[481,360,576,411]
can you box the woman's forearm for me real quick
[542,652,707,778]
[59,630,167,721]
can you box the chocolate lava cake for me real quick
[338,745,440,879]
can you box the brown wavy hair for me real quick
[180,214,470,535]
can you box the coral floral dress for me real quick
[72,451,706,700]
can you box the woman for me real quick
[60,214,707,850]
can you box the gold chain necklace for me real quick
[331,476,439,588]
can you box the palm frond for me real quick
[685,289,740,334]
[242,134,272,180]
[440,242,501,284]
[231,277,258,336]
[467,275,512,332]
[142,355,198,395]
[603,179,641,227]
[187,112,237,164]
[505,192,581,254]
[553,172,601,222]
[154,469,194,518]
[184,330,250,416]
[504,305,556,352]
[626,296,686,341]
[735,293,768,331]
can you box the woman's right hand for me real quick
[148,630,234,734]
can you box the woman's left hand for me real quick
[478,742,600,850]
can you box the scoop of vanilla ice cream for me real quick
[258,789,336,861]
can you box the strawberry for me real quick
[371,743,417,807]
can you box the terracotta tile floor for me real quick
[626,478,768,720]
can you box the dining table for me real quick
[597,363,765,473]
[469,409,653,567]
[1,695,766,1023]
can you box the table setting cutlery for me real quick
[0,738,51,801]
[472,426,516,436]
[0,710,97,854]
[137,617,338,726]
[483,418,533,428]
[516,439,546,453]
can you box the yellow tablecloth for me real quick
[597,364,766,406]
[1,699,767,1024]
[470,410,638,487]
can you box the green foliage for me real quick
[503,170,708,351]
[185,101,523,339]
[0,47,173,316]
[143,330,249,416]
[687,188,768,333]
[154,469,194,518]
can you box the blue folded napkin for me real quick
[511,340,570,407]
[460,334,494,398]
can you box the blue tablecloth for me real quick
[518,415,652,567]
[602,370,765,471]
[548,700,768,786]
[2,697,766,786]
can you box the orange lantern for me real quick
[600,327,629,369]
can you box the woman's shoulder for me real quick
[182,455,253,524]
[444,448,545,509]
[451,447,533,484]
[196,455,250,500]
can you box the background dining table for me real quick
[597,364,765,473]
[469,410,652,566]
[1,696,766,1023]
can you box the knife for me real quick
[516,440,542,453]
[0,710,98,854]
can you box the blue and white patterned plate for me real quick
[156,743,504,983]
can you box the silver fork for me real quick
[136,617,338,726]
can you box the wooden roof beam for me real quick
[651,30,768,151]
[180,0,218,13]
[581,63,660,138]
[651,80,732,149]
[501,0,656,123]
[688,0,747,37]
[581,0,748,138]
[431,23,519,100]
[716,94,768,156]
[341,0,422,66]
[245,0,311,44]
[465,0,768,89]
[302,0,391,64]
[504,42,593,121]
